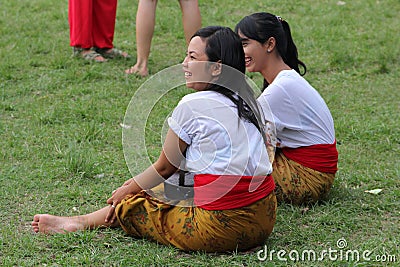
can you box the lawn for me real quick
[0,0,399,266]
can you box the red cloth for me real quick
[194,174,275,210]
[69,0,116,48]
[282,141,338,173]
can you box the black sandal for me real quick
[73,47,106,63]
[95,47,130,59]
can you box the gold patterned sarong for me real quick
[115,185,276,252]
[272,150,335,205]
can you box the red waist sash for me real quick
[282,141,338,173]
[194,174,275,210]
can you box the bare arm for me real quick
[105,129,187,222]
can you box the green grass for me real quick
[1,0,399,266]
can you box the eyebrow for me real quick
[240,37,249,42]
[188,50,203,57]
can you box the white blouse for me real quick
[258,70,336,148]
[168,90,272,176]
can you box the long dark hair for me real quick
[235,12,307,87]
[191,26,266,137]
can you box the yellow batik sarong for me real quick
[115,185,277,252]
[272,150,335,205]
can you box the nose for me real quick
[182,55,189,66]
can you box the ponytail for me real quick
[280,20,306,76]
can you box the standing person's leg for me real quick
[178,0,201,44]
[93,0,130,59]
[125,0,158,76]
[69,0,106,62]
[69,0,93,48]
[92,0,117,49]
[32,206,119,234]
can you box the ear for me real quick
[211,61,222,77]
[264,37,276,53]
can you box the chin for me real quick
[246,66,256,73]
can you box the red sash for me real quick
[282,141,338,173]
[194,174,275,210]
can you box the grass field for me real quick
[1,0,399,266]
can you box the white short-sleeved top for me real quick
[258,70,335,148]
[168,90,271,176]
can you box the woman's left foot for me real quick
[95,48,130,59]
[32,214,83,234]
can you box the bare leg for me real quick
[179,0,202,44]
[125,0,158,76]
[32,206,119,234]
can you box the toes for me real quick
[124,68,132,74]
[121,52,130,59]
[125,67,137,74]
[33,214,40,222]
[125,65,149,77]
[94,56,106,63]
[32,214,42,232]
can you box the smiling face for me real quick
[182,36,215,91]
[238,31,269,73]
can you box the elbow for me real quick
[154,160,178,179]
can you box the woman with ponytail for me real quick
[236,12,338,205]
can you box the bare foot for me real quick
[125,63,149,77]
[32,214,84,234]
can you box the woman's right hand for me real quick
[105,180,139,224]
[122,177,135,186]
[110,177,135,196]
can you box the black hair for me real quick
[235,12,307,87]
[191,26,266,137]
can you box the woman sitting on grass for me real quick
[235,12,338,205]
[32,26,277,253]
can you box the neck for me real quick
[261,57,291,85]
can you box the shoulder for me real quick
[178,90,231,108]
[274,69,303,86]
[179,90,221,102]
[266,69,314,95]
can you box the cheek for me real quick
[252,45,263,56]
[190,62,205,74]
[255,48,268,62]
[194,68,210,81]
[243,46,252,56]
